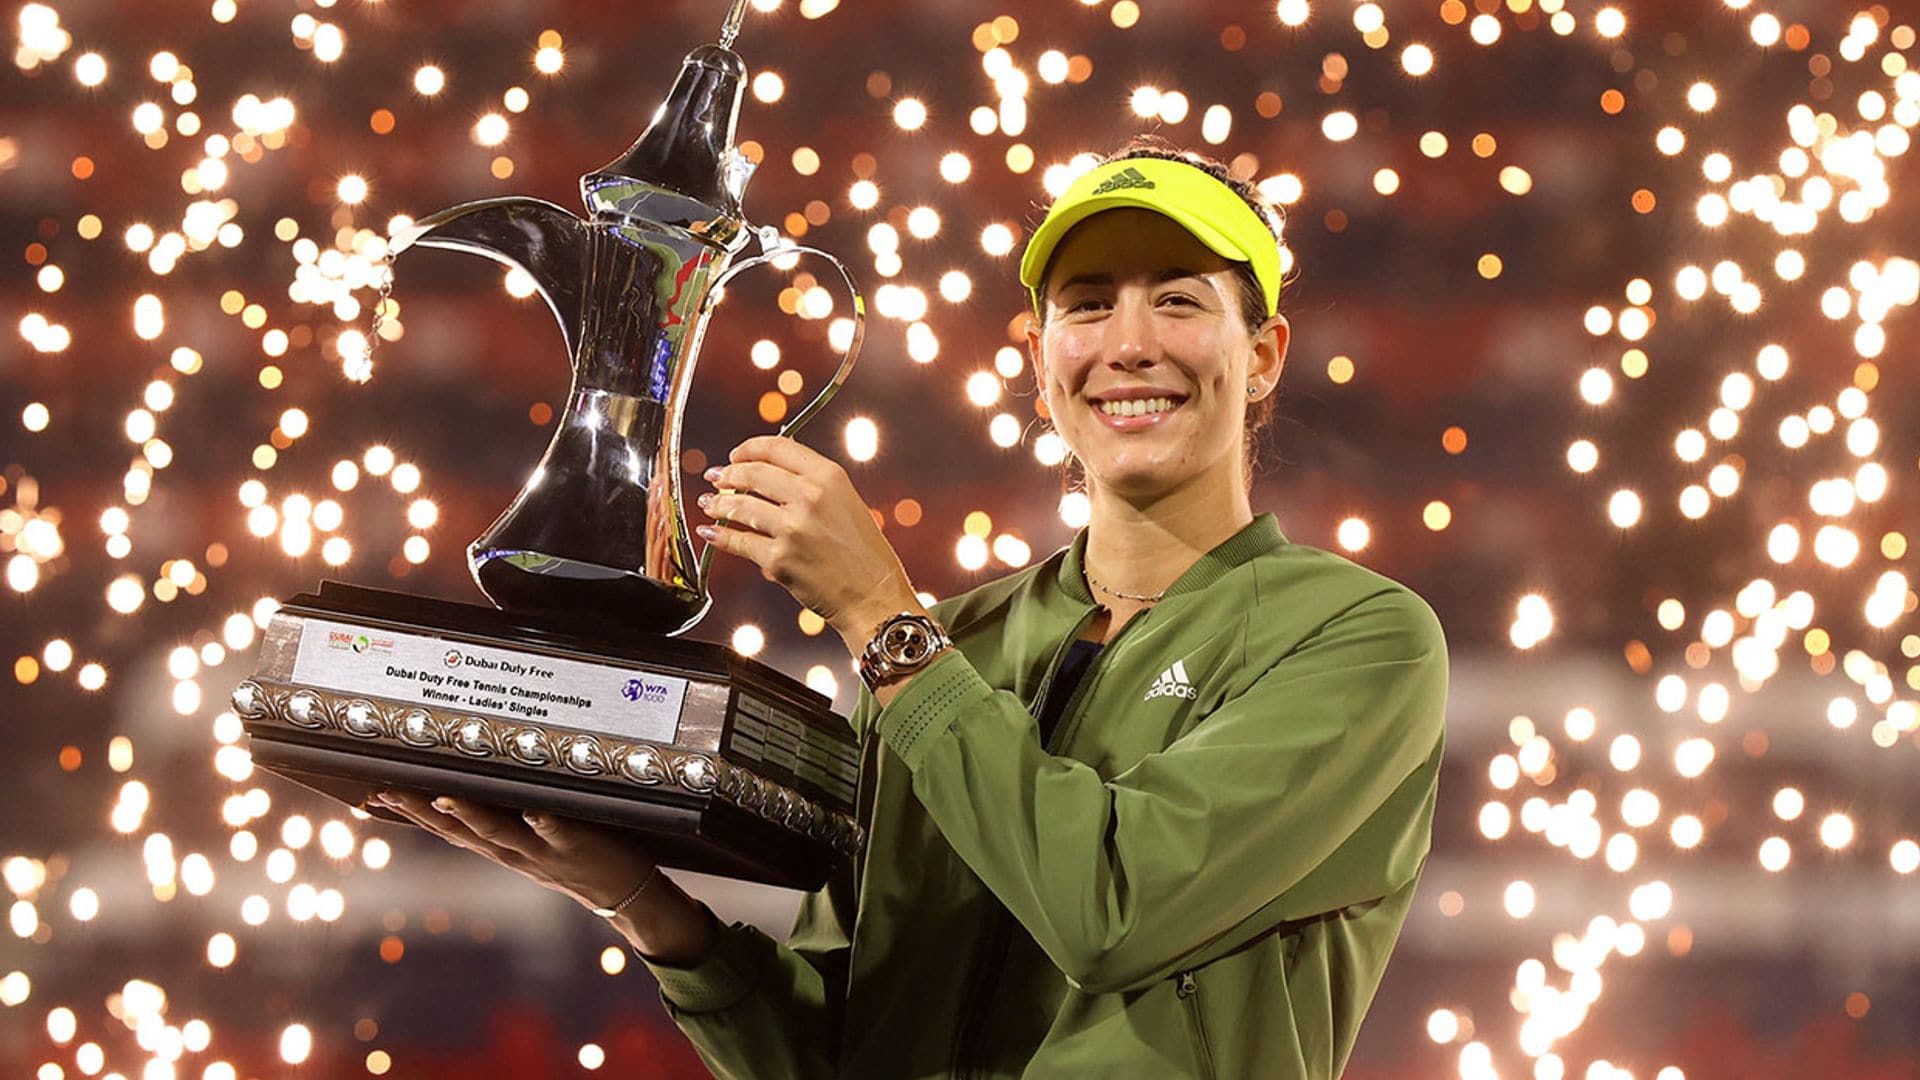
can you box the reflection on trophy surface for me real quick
[230,1,868,890]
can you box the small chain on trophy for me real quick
[719,0,749,48]
[359,262,395,375]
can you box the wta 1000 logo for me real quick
[621,677,673,705]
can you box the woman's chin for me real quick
[1081,444,1246,502]
[1086,460,1187,499]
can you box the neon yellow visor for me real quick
[1019,156,1282,318]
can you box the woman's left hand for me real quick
[697,436,921,648]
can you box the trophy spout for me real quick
[391,197,589,360]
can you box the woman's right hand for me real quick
[370,789,718,966]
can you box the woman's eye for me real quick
[1158,293,1200,307]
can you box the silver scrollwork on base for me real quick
[231,679,863,856]
[342,699,385,739]
[621,745,670,785]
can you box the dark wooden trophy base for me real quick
[231,581,863,891]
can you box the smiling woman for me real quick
[1027,139,1290,491]
[376,136,1447,1080]
[620,139,1453,1080]
[1029,207,1282,507]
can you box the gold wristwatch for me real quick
[858,612,952,693]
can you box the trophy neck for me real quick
[584,43,750,223]
[570,210,742,396]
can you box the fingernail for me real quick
[696,492,713,509]
[703,468,722,483]
[431,796,455,813]
[522,810,545,827]
[696,525,716,540]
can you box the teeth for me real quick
[1096,397,1178,417]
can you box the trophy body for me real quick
[231,17,867,890]
[465,211,733,634]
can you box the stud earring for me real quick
[1247,385,1259,397]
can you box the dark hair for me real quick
[1033,135,1290,488]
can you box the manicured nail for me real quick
[696,525,716,540]
[703,467,722,483]
[696,492,713,509]
[431,796,455,813]
[522,810,546,827]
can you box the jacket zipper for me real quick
[949,604,1154,1078]
[1044,603,1151,756]
[850,713,878,906]
[1176,970,1217,1080]
[948,607,1098,1078]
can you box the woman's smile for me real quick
[1089,393,1187,429]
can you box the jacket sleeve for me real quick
[874,588,1448,996]
[639,700,871,1079]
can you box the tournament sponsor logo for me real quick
[621,677,673,705]
[443,648,462,669]
[327,629,394,655]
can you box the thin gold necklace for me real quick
[1084,569,1166,603]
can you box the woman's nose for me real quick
[1102,291,1157,368]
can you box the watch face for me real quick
[880,620,933,665]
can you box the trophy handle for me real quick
[692,232,868,585]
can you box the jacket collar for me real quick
[1055,512,1288,605]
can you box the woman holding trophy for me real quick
[380,140,1449,1079]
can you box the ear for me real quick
[1248,313,1289,396]
[1024,315,1048,400]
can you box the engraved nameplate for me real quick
[289,617,688,744]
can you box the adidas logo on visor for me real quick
[1090,167,1157,196]
[1144,660,1198,701]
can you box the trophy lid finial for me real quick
[720,0,750,49]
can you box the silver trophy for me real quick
[391,0,863,635]
[230,3,868,889]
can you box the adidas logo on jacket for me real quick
[1143,660,1198,701]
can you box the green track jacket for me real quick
[645,513,1449,1078]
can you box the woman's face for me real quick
[1028,208,1287,502]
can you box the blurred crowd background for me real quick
[3,0,1918,1076]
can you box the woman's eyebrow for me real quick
[1057,267,1205,291]
[1056,272,1113,291]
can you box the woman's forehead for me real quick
[1047,209,1232,280]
